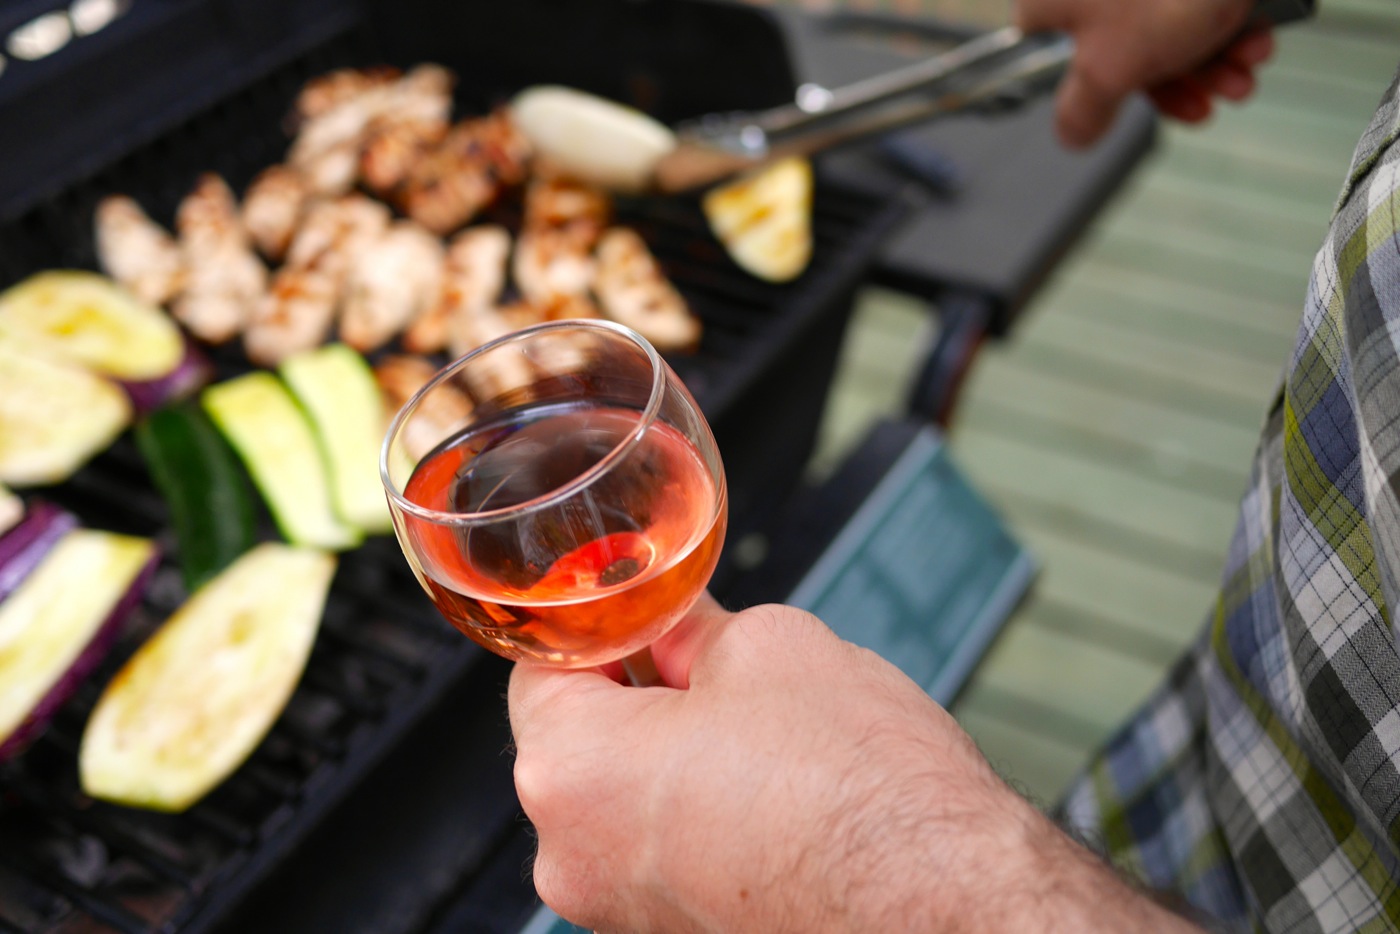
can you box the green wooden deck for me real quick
[809,1,1400,804]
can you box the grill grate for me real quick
[0,21,914,934]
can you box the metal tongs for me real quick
[652,26,1071,192]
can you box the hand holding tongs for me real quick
[652,25,1070,192]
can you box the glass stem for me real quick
[621,646,664,687]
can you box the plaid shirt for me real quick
[1060,69,1400,931]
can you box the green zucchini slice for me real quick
[80,543,336,812]
[280,343,393,534]
[136,404,257,591]
[203,372,360,551]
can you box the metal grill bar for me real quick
[5,776,196,889]
[180,809,255,849]
[0,851,148,934]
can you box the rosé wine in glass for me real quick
[382,320,727,670]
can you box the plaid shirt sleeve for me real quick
[1060,66,1400,933]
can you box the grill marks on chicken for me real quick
[289,65,455,198]
[394,111,532,234]
[512,177,608,321]
[403,225,510,354]
[340,221,445,353]
[245,195,390,366]
[594,228,699,353]
[510,178,700,351]
[94,196,185,306]
[173,175,267,344]
[242,166,312,262]
[375,354,473,462]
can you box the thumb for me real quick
[1055,65,1125,149]
[508,663,618,745]
[647,591,733,689]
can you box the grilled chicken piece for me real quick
[284,195,391,273]
[289,65,455,197]
[398,148,497,236]
[522,177,611,233]
[375,354,472,462]
[339,221,446,353]
[243,264,340,368]
[360,117,447,194]
[397,111,533,235]
[358,66,456,193]
[513,225,597,305]
[509,178,610,306]
[447,306,536,400]
[492,297,599,374]
[403,225,511,354]
[464,108,532,187]
[93,195,185,306]
[173,174,267,343]
[241,166,312,261]
[293,66,402,124]
[300,142,363,197]
[243,195,390,366]
[593,227,700,352]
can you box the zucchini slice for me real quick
[136,404,257,591]
[80,543,336,812]
[203,372,361,551]
[0,530,157,760]
[0,345,131,488]
[0,270,184,381]
[280,344,393,534]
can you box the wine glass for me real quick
[380,319,728,680]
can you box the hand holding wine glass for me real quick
[381,319,727,673]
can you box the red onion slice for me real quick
[0,500,79,603]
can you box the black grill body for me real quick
[0,2,914,931]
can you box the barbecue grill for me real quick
[0,1,918,931]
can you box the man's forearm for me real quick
[824,760,1203,933]
[983,799,1205,933]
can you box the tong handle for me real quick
[756,37,1071,162]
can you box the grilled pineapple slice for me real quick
[701,157,813,283]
